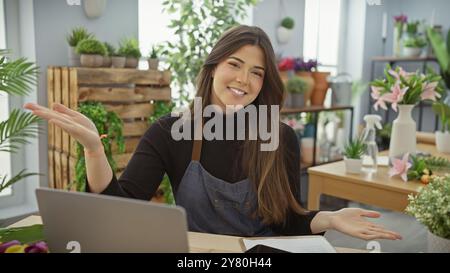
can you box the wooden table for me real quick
[307,143,449,212]
[8,216,365,253]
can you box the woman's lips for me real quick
[227,87,247,97]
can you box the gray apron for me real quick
[175,137,274,237]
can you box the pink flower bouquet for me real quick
[370,65,443,112]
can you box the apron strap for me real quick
[191,117,203,161]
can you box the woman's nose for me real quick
[236,70,249,86]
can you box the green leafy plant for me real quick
[281,17,294,29]
[403,36,427,48]
[76,38,107,55]
[406,174,450,239]
[432,101,450,132]
[343,138,366,159]
[118,38,141,59]
[72,102,125,192]
[66,27,94,47]
[406,21,420,35]
[285,76,307,94]
[148,46,158,59]
[426,27,450,89]
[159,0,259,104]
[103,42,115,57]
[0,49,40,194]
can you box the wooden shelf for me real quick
[371,56,437,62]
[281,105,353,114]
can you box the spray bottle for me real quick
[361,114,382,173]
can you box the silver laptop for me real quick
[35,188,189,253]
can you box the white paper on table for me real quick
[242,236,337,253]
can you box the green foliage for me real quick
[351,80,368,104]
[72,102,125,192]
[160,175,175,205]
[159,0,259,104]
[406,21,420,35]
[0,109,41,153]
[281,17,294,29]
[426,27,450,89]
[148,101,175,125]
[118,38,141,58]
[66,27,94,47]
[76,39,107,55]
[285,76,307,94]
[406,155,450,181]
[432,102,450,132]
[406,174,450,239]
[377,122,392,139]
[149,46,158,59]
[403,36,427,48]
[0,224,44,244]
[0,50,39,96]
[103,42,116,57]
[343,137,366,159]
[0,49,40,194]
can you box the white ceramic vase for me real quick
[277,26,292,44]
[427,230,450,253]
[435,131,450,154]
[389,104,417,160]
[344,157,362,174]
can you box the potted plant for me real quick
[406,174,450,252]
[118,38,141,69]
[277,17,294,44]
[427,27,450,103]
[285,76,307,108]
[147,46,159,70]
[393,14,407,57]
[66,27,93,66]
[402,36,427,57]
[432,102,450,153]
[102,42,114,68]
[76,38,107,67]
[343,138,366,174]
[294,58,316,105]
[110,43,126,68]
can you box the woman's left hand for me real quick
[328,208,402,241]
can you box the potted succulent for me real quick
[277,17,294,44]
[294,58,317,105]
[406,174,450,252]
[402,36,427,57]
[285,76,307,108]
[147,46,159,70]
[432,102,450,153]
[343,137,366,174]
[66,27,93,66]
[76,38,107,67]
[118,38,141,69]
[102,42,115,68]
[110,43,126,68]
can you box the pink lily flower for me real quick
[389,68,415,81]
[389,153,412,182]
[371,86,382,100]
[421,81,441,101]
[389,83,408,112]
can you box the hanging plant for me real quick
[71,102,125,192]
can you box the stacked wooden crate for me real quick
[47,67,171,190]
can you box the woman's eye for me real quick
[252,71,263,78]
[229,62,239,68]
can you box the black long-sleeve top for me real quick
[88,113,320,236]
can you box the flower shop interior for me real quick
[0,0,449,253]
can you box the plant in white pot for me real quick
[118,38,141,69]
[406,174,450,252]
[277,17,294,44]
[285,76,307,108]
[432,101,450,153]
[66,27,93,66]
[343,138,366,174]
[76,38,107,68]
[402,36,427,57]
[147,46,159,70]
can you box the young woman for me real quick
[25,25,402,241]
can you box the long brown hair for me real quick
[193,25,307,225]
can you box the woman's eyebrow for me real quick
[228,56,265,71]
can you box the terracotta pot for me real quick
[279,70,290,83]
[80,54,101,67]
[295,71,315,106]
[311,71,330,106]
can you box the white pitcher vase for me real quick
[389,104,416,160]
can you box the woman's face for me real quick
[211,45,265,110]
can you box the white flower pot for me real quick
[402,47,422,57]
[389,105,416,160]
[301,137,320,164]
[277,26,292,44]
[435,131,450,154]
[427,229,450,253]
[344,157,362,174]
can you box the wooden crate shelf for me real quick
[47,67,171,190]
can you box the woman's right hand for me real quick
[24,102,103,152]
